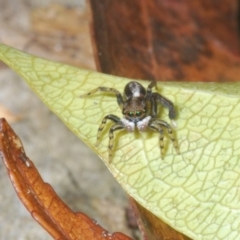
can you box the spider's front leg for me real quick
[96,114,121,146]
[108,123,124,162]
[149,119,179,158]
[95,114,124,162]
[148,123,165,159]
[80,87,124,110]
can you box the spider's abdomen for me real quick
[124,81,146,99]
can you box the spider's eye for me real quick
[128,112,134,117]
[135,111,142,116]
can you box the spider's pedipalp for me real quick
[137,116,151,131]
[109,123,124,162]
[121,118,135,132]
[96,114,121,146]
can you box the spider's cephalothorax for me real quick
[81,80,179,162]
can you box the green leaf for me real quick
[1,44,240,240]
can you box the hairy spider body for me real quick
[81,80,179,162]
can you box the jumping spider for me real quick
[81,80,179,162]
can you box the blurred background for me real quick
[0,1,137,239]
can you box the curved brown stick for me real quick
[0,118,132,240]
